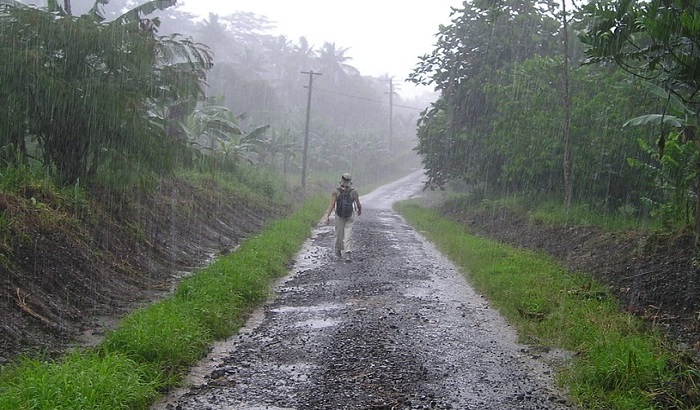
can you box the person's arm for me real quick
[324,193,336,224]
[354,193,362,216]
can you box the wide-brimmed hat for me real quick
[340,173,352,186]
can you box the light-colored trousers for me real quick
[334,215,354,253]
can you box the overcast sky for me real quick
[18,0,463,98]
[177,0,463,98]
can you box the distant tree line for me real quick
[409,0,700,234]
[167,8,423,183]
[0,0,423,192]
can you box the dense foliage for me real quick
[408,0,697,231]
[579,0,700,239]
[179,11,422,184]
[0,0,212,184]
[409,0,562,190]
[1,0,422,191]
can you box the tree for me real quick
[0,0,212,184]
[316,42,359,85]
[408,0,561,189]
[580,0,700,243]
[580,0,700,101]
[195,13,235,63]
[560,0,573,209]
[293,36,316,66]
[489,57,655,208]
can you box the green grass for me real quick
[443,191,658,232]
[0,194,327,409]
[395,200,700,410]
[0,164,88,258]
[177,165,284,203]
[526,198,657,232]
[0,351,162,410]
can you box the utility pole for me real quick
[386,78,396,152]
[301,70,321,189]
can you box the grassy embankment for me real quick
[0,170,327,409]
[395,199,699,410]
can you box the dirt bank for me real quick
[0,177,277,363]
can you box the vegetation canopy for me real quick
[408,0,700,238]
[0,0,213,185]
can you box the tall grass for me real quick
[180,161,285,202]
[526,198,657,232]
[0,163,88,259]
[0,351,162,410]
[0,194,327,409]
[395,200,699,409]
[442,191,656,232]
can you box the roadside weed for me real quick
[101,299,214,376]
[0,351,162,410]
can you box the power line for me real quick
[312,87,426,111]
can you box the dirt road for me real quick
[154,171,574,410]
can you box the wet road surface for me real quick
[153,171,574,410]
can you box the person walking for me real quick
[324,173,362,262]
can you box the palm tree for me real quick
[293,36,316,69]
[271,36,316,105]
[316,42,359,85]
[264,35,293,84]
[195,13,237,63]
[235,47,268,79]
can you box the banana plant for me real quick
[182,104,276,168]
[257,128,299,169]
[185,104,242,154]
[0,0,212,184]
[224,124,270,164]
[623,81,700,245]
[623,82,694,131]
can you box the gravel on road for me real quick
[153,172,575,410]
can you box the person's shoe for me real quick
[335,249,342,258]
[345,251,352,262]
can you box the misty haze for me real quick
[1,1,699,409]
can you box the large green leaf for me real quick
[87,0,110,22]
[245,124,271,141]
[623,114,684,128]
[204,118,241,135]
[637,81,690,116]
[114,0,175,25]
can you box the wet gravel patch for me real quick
[154,174,575,410]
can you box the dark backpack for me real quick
[335,188,354,218]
